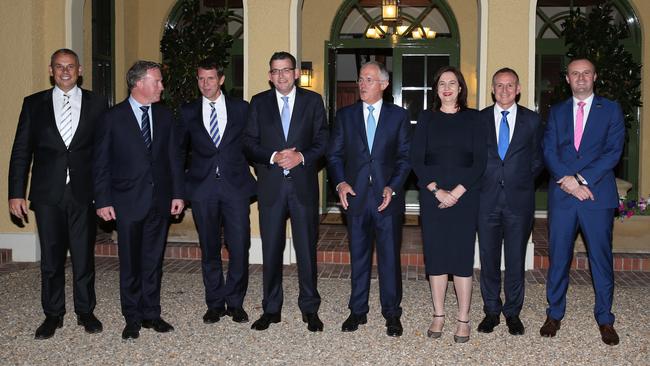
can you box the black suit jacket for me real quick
[178,96,256,201]
[93,99,184,221]
[9,88,108,205]
[327,101,412,216]
[479,104,544,215]
[244,87,328,206]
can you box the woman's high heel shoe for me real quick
[427,314,445,339]
[454,319,471,343]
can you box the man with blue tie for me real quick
[327,61,411,337]
[178,59,256,324]
[540,58,624,346]
[244,52,328,332]
[477,68,544,336]
[94,61,185,340]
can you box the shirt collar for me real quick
[573,93,594,106]
[275,87,296,101]
[203,93,225,107]
[495,103,516,115]
[54,85,80,98]
[363,99,383,112]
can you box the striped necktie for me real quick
[209,102,221,147]
[59,93,73,147]
[140,106,151,150]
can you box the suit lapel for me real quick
[354,102,370,154]
[505,105,526,159]
[486,106,498,154]
[122,100,149,154]
[371,103,391,156]
[287,88,306,144]
[581,95,603,148]
[193,99,216,149]
[69,90,89,148]
[268,90,286,142]
[219,96,236,148]
[43,89,67,149]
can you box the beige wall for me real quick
[448,0,479,107]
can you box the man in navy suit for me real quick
[178,59,256,324]
[94,60,185,340]
[327,61,411,337]
[540,58,624,345]
[244,52,328,332]
[477,68,544,336]
[8,49,107,339]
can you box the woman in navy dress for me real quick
[410,66,487,343]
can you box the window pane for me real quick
[402,90,424,122]
[402,56,424,87]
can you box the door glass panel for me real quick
[402,90,424,121]
[427,56,450,88]
[403,56,424,87]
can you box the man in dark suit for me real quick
[327,61,411,337]
[477,68,544,336]
[8,48,107,340]
[178,59,256,324]
[244,51,328,332]
[540,58,624,345]
[94,60,185,340]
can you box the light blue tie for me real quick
[366,105,376,153]
[281,96,290,140]
[498,110,510,160]
[209,102,220,147]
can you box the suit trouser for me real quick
[192,196,250,310]
[347,190,403,319]
[259,177,321,314]
[33,184,97,317]
[546,205,615,325]
[477,189,533,317]
[116,207,169,323]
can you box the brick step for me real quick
[0,248,12,265]
[94,239,650,272]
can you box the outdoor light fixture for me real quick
[382,0,399,22]
[300,61,313,87]
[366,1,436,40]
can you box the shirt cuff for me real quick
[270,151,278,165]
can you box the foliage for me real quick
[551,1,642,131]
[160,0,233,111]
[617,195,649,221]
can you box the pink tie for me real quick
[574,101,585,151]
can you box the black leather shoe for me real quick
[477,313,500,333]
[341,313,367,332]
[203,308,225,324]
[77,313,103,334]
[506,315,525,335]
[226,307,249,323]
[598,324,619,346]
[539,316,561,337]
[142,318,174,333]
[251,313,281,330]
[386,316,403,337]
[302,313,324,332]
[122,322,141,340]
[35,316,63,340]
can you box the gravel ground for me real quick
[1,267,648,365]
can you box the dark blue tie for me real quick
[140,106,151,150]
[498,110,509,160]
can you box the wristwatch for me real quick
[431,186,439,194]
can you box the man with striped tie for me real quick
[8,49,108,339]
[94,60,185,340]
[178,59,256,325]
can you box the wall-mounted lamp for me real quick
[300,61,313,87]
[382,0,399,22]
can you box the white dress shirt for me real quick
[494,103,517,144]
[52,85,82,143]
[363,99,383,130]
[270,87,303,164]
[128,96,154,139]
[202,94,228,147]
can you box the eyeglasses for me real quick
[270,68,295,76]
[52,64,78,72]
[357,77,384,85]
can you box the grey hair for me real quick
[361,61,390,81]
[126,60,161,90]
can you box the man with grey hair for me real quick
[94,60,185,340]
[327,61,411,337]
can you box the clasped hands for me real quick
[557,175,594,201]
[337,182,393,212]
[427,182,466,209]
[273,147,302,170]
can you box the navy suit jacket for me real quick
[244,87,328,207]
[327,101,411,216]
[543,95,625,210]
[9,88,108,205]
[479,105,544,215]
[93,99,185,221]
[178,96,256,201]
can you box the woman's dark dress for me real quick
[410,109,487,277]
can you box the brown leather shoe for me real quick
[539,316,561,337]
[598,324,620,346]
